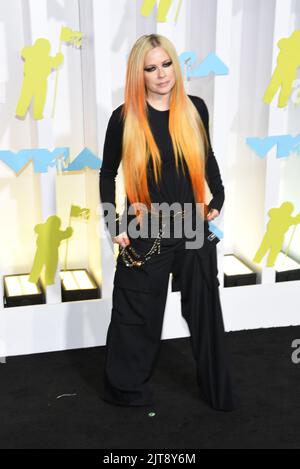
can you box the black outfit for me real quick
[99,95,238,411]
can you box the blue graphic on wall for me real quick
[246,134,300,159]
[0,148,69,174]
[0,148,102,174]
[65,148,102,171]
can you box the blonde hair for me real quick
[120,34,209,223]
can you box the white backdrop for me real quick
[0,0,299,358]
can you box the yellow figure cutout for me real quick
[16,38,64,120]
[51,26,83,118]
[253,202,300,267]
[63,205,90,272]
[263,30,300,108]
[29,216,73,286]
[140,0,182,22]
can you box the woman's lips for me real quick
[158,81,169,87]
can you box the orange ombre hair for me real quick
[120,34,209,224]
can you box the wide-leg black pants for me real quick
[102,231,238,411]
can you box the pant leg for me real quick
[102,238,174,407]
[176,244,238,411]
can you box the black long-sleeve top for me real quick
[99,94,225,239]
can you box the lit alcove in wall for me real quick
[276,149,300,282]
[1,162,46,308]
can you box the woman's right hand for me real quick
[113,231,131,248]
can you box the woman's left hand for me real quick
[206,208,220,221]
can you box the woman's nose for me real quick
[157,66,166,77]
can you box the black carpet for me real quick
[1,325,300,449]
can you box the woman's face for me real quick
[143,47,175,97]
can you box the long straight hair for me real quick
[120,34,209,224]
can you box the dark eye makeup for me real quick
[144,60,173,72]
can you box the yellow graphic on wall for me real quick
[29,216,73,286]
[140,0,183,23]
[60,26,83,48]
[15,38,64,120]
[263,30,300,108]
[63,205,90,272]
[69,204,90,220]
[253,202,300,267]
[51,26,83,118]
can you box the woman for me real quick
[99,34,238,411]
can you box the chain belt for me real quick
[119,209,188,268]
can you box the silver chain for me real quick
[119,210,186,268]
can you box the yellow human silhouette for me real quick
[263,30,300,108]
[16,38,64,120]
[29,216,73,286]
[253,202,300,267]
[140,0,182,22]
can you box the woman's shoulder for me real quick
[113,102,124,115]
[107,103,125,129]
[187,94,203,103]
[187,94,207,112]
[187,94,210,125]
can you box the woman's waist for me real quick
[126,203,194,219]
[123,203,208,234]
